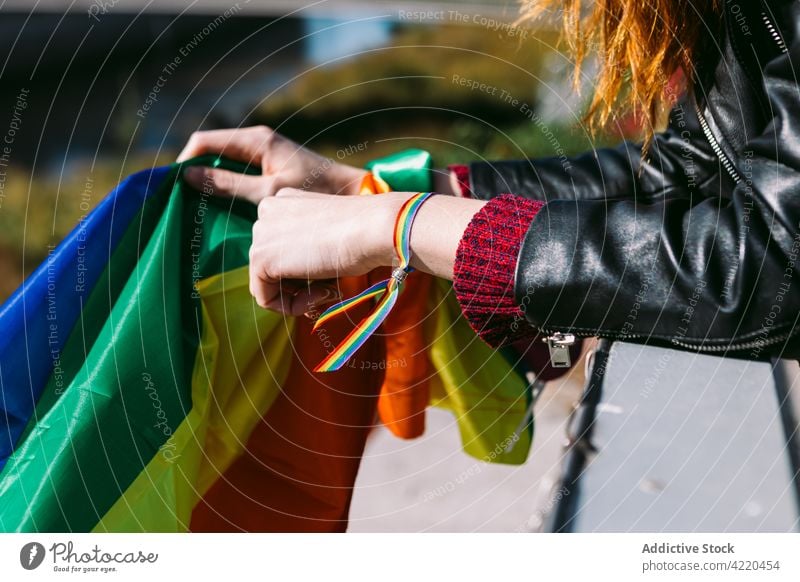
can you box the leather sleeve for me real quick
[514,0,800,358]
[468,93,722,203]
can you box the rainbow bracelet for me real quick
[313,191,436,372]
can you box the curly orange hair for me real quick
[520,0,721,146]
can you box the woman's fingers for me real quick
[177,126,364,197]
[176,125,273,163]
[262,282,341,316]
[184,166,269,203]
[247,217,342,316]
[290,283,341,317]
[247,192,396,309]
[249,263,275,310]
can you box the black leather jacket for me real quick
[468,0,800,361]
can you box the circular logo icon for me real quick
[19,542,45,570]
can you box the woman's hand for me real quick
[177,126,366,204]
[249,189,399,314]
[250,189,485,314]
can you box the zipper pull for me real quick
[543,333,576,368]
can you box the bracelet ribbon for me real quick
[313,191,435,372]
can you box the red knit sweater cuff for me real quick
[453,194,545,347]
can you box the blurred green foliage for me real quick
[252,23,620,167]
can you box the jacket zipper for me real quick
[542,326,796,366]
[762,11,789,55]
[693,101,742,185]
[690,10,788,186]
[542,11,794,366]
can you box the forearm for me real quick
[251,188,542,349]
[369,192,486,280]
[407,195,486,279]
[369,191,545,348]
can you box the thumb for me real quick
[183,166,266,204]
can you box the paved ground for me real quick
[348,356,588,532]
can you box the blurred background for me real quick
[0,0,631,300]
[0,0,631,531]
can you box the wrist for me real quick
[360,192,486,280]
[360,193,407,269]
[409,195,485,279]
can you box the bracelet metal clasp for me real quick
[391,267,409,284]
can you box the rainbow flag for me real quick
[0,157,534,532]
